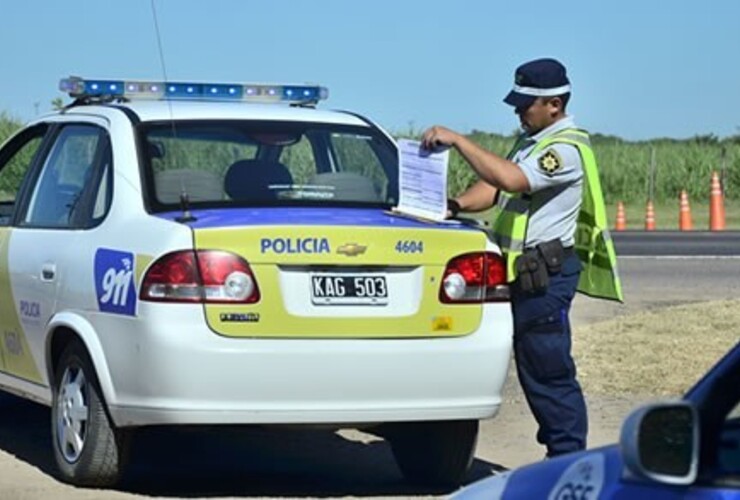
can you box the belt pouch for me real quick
[515,250,549,293]
[537,239,565,275]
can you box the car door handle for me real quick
[41,263,56,282]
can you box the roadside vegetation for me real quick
[2,112,739,227]
[401,128,740,229]
[0,112,21,144]
[435,130,740,205]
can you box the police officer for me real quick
[421,58,622,457]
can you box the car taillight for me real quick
[140,250,260,303]
[439,252,509,303]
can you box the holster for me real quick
[514,239,566,293]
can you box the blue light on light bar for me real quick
[59,76,328,105]
[85,80,124,95]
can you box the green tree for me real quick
[51,97,65,111]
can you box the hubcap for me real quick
[55,366,89,463]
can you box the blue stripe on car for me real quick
[155,207,480,231]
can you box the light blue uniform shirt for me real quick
[510,116,583,248]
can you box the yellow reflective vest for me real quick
[491,128,624,302]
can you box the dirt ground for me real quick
[0,257,737,499]
[0,369,645,500]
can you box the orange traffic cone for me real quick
[709,171,725,231]
[644,200,656,231]
[678,190,693,231]
[615,201,626,231]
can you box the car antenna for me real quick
[176,191,196,223]
[150,0,197,223]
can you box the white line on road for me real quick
[620,255,740,260]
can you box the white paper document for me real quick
[395,139,449,222]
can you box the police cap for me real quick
[503,58,571,109]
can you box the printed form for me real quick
[395,139,449,222]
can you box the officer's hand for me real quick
[421,125,457,151]
[447,198,461,219]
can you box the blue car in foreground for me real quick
[453,341,740,499]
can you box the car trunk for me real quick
[189,208,491,338]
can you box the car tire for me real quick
[386,419,479,487]
[51,340,130,487]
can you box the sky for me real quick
[1,0,738,141]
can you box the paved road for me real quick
[572,254,740,325]
[613,230,740,256]
[0,256,738,499]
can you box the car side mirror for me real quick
[620,402,699,486]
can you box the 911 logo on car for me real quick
[4,330,23,356]
[94,248,136,316]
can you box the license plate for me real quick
[310,274,388,305]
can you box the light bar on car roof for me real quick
[59,76,329,104]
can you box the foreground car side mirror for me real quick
[620,402,699,486]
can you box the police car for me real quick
[453,340,740,499]
[0,77,513,487]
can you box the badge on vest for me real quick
[538,149,562,176]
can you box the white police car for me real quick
[453,340,740,499]
[0,77,513,487]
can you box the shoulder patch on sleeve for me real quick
[537,148,563,176]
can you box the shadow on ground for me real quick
[0,392,504,498]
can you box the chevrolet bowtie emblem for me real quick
[337,243,367,257]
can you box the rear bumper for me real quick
[95,303,513,427]
[110,403,503,427]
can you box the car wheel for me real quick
[386,419,479,487]
[51,340,130,487]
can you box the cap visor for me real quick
[503,90,536,109]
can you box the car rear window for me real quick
[140,120,398,210]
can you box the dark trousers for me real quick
[511,253,587,456]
